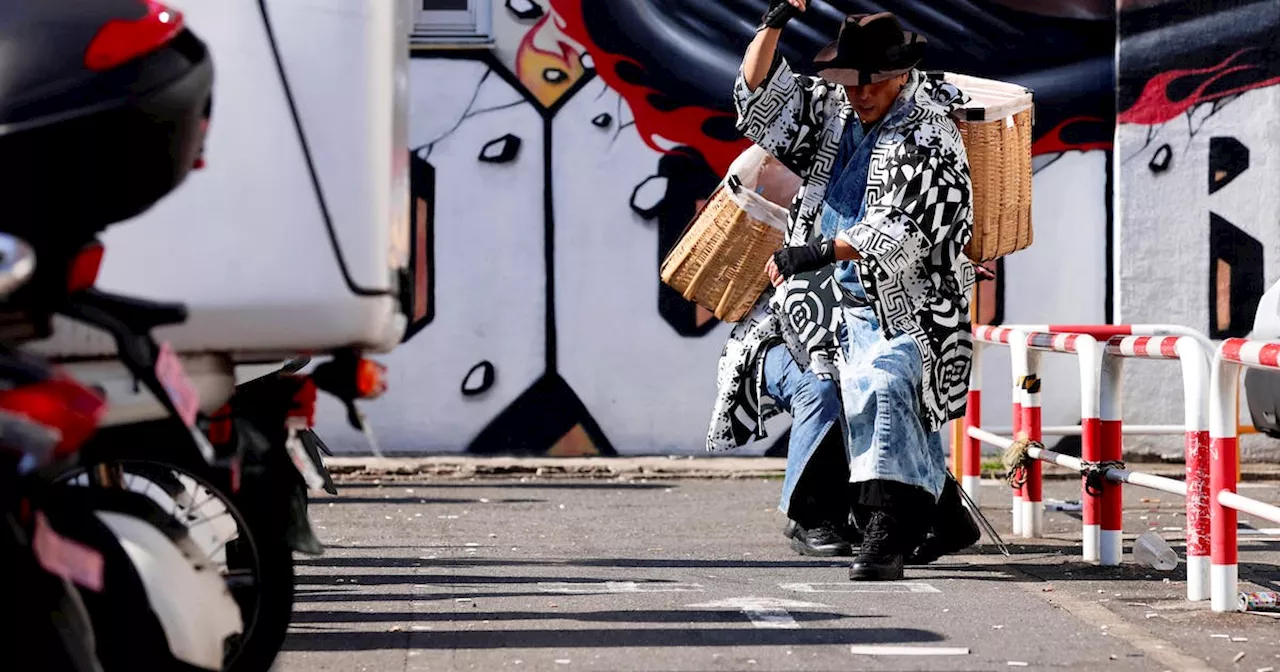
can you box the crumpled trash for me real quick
[1239,591,1280,613]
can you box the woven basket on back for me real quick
[660,146,793,323]
[941,73,1035,263]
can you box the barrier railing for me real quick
[966,325,1214,602]
[970,327,1099,543]
[964,324,1215,488]
[1208,338,1280,612]
[1105,335,1211,601]
[1002,324,1215,361]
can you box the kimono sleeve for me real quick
[733,54,829,175]
[836,144,972,278]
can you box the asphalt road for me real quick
[276,477,1280,672]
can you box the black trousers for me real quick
[788,426,965,546]
[786,423,851,528]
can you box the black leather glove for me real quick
[760,0,801,30]
[773,239,835,279]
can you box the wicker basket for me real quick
[660,147,791,322]
[942,73,1035,263]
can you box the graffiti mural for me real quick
[316,0,1118,455]
[1117,0,1280,457]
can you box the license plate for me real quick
[285,427,326,491]
[32,512,104,593]
[155,341,199,427]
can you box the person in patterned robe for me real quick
[712,3,980,580]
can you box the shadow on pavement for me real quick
[282,626,944,651]
[332,482,674,491]
[293,590,565,603]
[289,609,881,625]
[295,573,689,587]
[297,556,848,570]
[319,544,460,551]
[312,496,546,505]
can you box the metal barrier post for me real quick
[1021,350,1044,538]
[1210,340,1280,610]
[963,344,983,499]
[951,418,965,479]
[1176,338,1211,602]
[1099,354,1124,566]
[1076,337,1103,563]
[1209,345,1242,612]
[1010,333,1028,536]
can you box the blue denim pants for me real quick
[838,306,947,501]
[761,344,844,516]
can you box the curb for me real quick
[323,456,1280,482]
[324,456,788,481]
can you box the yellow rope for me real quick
[1001,436,1041,488]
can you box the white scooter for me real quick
[1242,279,1280,437]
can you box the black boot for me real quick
[791,521,855,557]
[849,510,906,581]
[906,477,981,565]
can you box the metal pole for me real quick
[1176,337,1211,602]
[1218,491,1280,524]
[1208,350,1240,612]
[963,343,983,500]
[1009,333,1028,536]
[1077,337,1102,563]
[1099,353,1124,567]
[1021,350,1043,538]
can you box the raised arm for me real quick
[733,0,828,174]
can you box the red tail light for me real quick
[0,377,107,459]
[206,404,233,445]
[85,1,185,72]
[68,243,105,293]
[288,377,318,428]
[355,359,388,399]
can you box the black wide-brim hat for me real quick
[813,12,927,86]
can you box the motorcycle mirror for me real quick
[281,357,311,374]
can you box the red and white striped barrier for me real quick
[1005,324,1215,358]
[973,327,1099,543]
[974,326,1028,532]
[1209,339,1280,612]
[1107,336,1212,600]
[967,325,1215,602]
[1012,333,1034,537]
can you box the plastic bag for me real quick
[721,145,801,234]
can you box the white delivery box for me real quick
[31,0,413,362]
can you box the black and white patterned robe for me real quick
[706,55,976,451]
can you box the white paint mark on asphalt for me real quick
[780,582,941,594]
[687,597,830,630]
[848,645,971,656]
[538,581,704,594]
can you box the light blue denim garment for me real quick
[819,120,873,303]
[837,306,947,501]
[819,90,920,304]
[761,343,842,514]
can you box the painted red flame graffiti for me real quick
[1118,48,1280,126]
[515,13,586,107]
[548,0,749,176]
[1031,116,1112,155]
